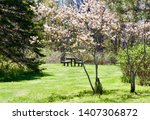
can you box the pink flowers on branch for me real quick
[35,0,118,52]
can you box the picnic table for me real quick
[66,57,76,66]
[61,57,83,67]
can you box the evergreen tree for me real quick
[0,0,44,72]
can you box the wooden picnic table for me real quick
[60,52,83,66]
[65,57,76,66]
[65,57,83,67]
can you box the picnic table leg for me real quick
[74,60,76,66]
[71,59,72,66]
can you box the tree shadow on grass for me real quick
[45,89,150,103]
[102,89,150,103]
[0,71,52,82]
[45,90,93,102]
[101,89,134,102]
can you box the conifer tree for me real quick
[0,0,44,72]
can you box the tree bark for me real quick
[95,62,98,80]
[82,63,95,93]
[60,45,66,62]
[130,71,136,93]
[94,52,103,94]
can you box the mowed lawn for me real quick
[0,64,150,103]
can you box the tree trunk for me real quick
[94,53,103,94]
[60,45,65,62]
[114,33,118,54]
[130,71,136,93]
[82,63,95,93]
[95,62,98,79]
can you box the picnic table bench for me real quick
[74,58,83,67]
[61,60,71,66]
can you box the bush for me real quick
[117,45,150,85]
[0,61,30,82]
[137,47,150,86]
[46,51,62,63]
[99,51,117,64]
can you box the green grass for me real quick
[0,64,150,103]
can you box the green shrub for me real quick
[137,47,150,86]
[45,51,61,63]
[0,61,30,82]
[101,51,117,64]
[117,45,150,85]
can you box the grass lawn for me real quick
[0,64,150,103]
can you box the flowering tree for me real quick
[105,0,150,93]
[37,0,118,94]
[118,22,150,93]
[71,0,117,94]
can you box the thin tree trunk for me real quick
[114,33,118,54]
[60,44,65,62]
[94,52,98,79]
[82,63,95,93]
[71,53,95,93]
[130,71,136,93]
[94,52,103,94]
[95,62,98,80]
